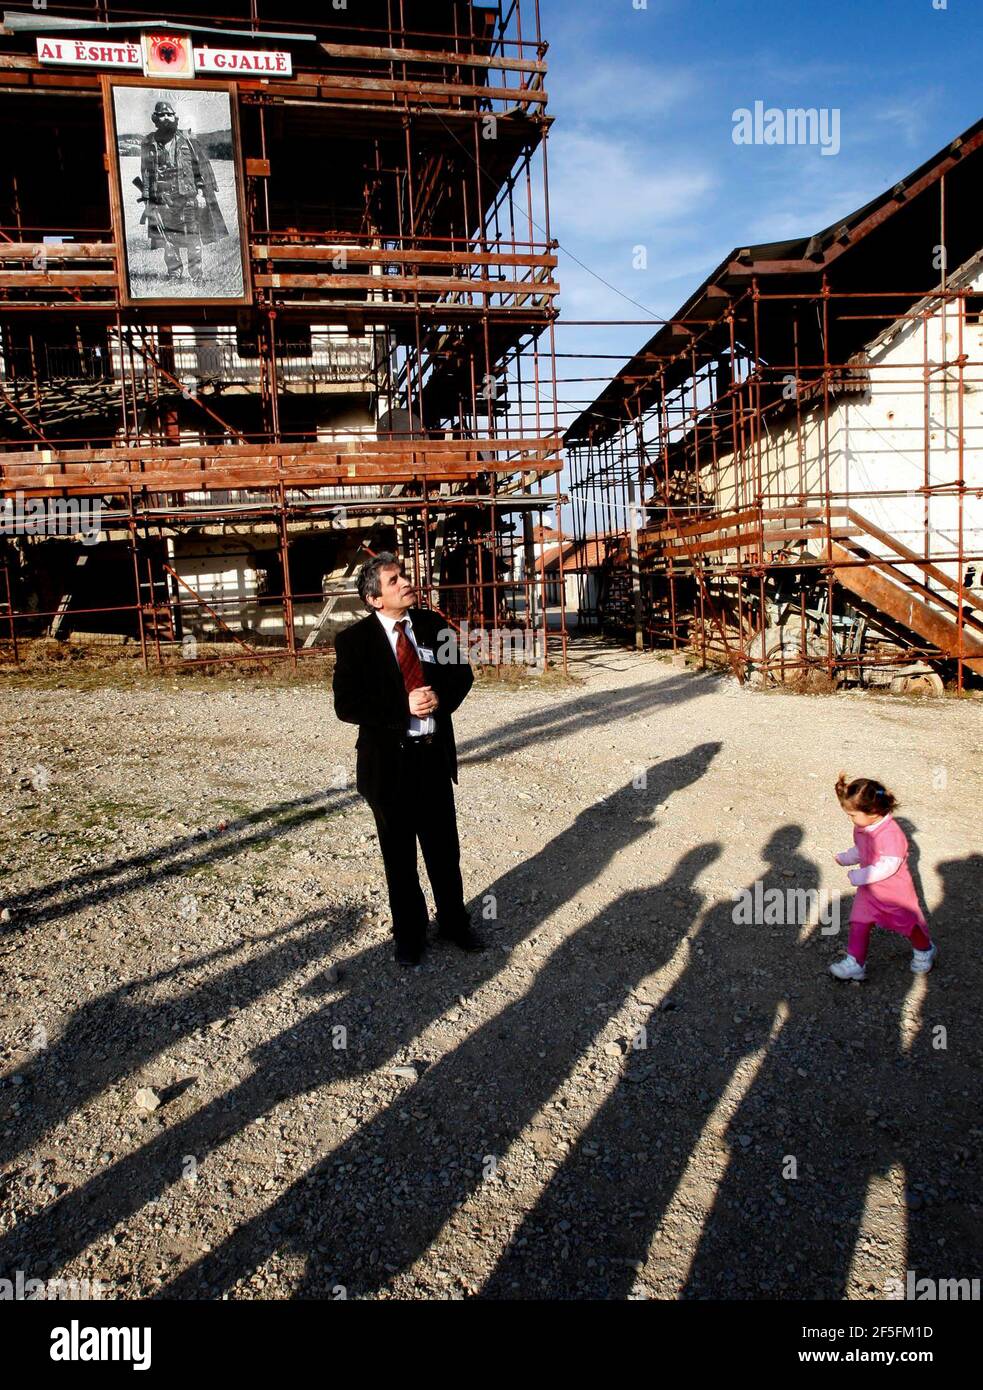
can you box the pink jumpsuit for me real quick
[842,814,930,964]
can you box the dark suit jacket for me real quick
[332,607,474,803]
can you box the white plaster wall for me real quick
[704,280,983,612]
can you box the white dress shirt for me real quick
[375,610,436,737]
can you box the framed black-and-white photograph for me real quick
[102,77,252,307]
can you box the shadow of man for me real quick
[0,910,344,1175]
[479,823,819,1299]
[150,743,723,1299]
[3,789,346,934]
[2,745,721,1291]
[4,665,710,936]
[0,910,352,1280]
[457,668,715,769]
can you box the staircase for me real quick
[822,509,983,677]
[638,503,983,677]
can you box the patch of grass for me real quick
[70,797,157,831]
[0,641,336,691]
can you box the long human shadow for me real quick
[0,909,350,1174]
[458,667,716,767]
[3,667,712,937]
[1,790,345,931]
[478,824,820,1299]
[679,853,982,1298]
[154,746,722,1299]
[0,746,721,1290]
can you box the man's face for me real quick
[369,564,415,614]
[154,106,177,134]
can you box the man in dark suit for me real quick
[332,552,484,967]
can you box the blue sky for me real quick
[538,0,983,434]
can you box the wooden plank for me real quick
[653,526,861,560]
[1,463,564,496]
[0,271,117,287]
[842,507,967,601]
[0,298,555,321]
[270,74,548,104]
[827,540,983,674]
[641,504,841,545]
[251,244,557,270]
[0,243,117,261]
[254,271,557,295]
[0,457,563,481]
[0,436,561,468]
[232,74,546,105]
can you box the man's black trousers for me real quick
[363,739,470,952]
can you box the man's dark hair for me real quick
[356,551,402,606]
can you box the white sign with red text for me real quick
[35,37,293,78]
[35,38,141,69]
[193,47,292,76]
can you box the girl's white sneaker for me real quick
[829,954,866,981]
[911,944,937,974]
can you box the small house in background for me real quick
[536,535,609,621]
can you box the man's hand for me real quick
[408,686,439,718]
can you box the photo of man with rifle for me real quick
[136,98,227,284]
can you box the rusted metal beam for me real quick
[316,41,547,74]
[163,563,271,671]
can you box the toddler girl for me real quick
[829,773,935,981]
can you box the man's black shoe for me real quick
[395,944,423,967]
[437,925,486,953]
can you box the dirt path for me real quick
[1,644,980,1299]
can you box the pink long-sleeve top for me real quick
[835,813,926,929]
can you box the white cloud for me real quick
[547,130,715,242]
[551,59,700,124]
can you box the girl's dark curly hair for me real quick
[835,772,898,815]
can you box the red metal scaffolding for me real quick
[0,0,567,673]
[565,123,983,692]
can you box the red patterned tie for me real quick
[394,619,426,694]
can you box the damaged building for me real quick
[0,1,564,670]
[566,119,983,691]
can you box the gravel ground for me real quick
[0,640,980,1301]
